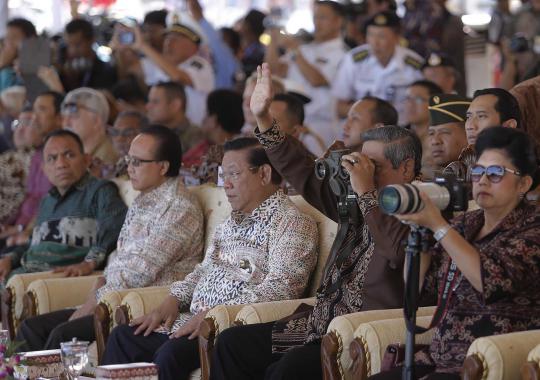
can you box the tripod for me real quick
[402,224,430,380]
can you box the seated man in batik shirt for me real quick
[17,126,205,350]
[0,130,127,281]
[102,137,319,380]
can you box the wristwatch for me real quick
[433,224,452,242]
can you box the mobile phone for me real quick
[119,31,135,45]
[18,37,51,75]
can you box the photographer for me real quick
[371,126,540,379]
[210,63,422,380]
[499,1,540,89]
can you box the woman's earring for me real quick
[519,192,526,200]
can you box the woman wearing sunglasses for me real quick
[371,126,540,380]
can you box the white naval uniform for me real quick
[281,37,348,146]
[331,44,423,125]
[142,55,215,126]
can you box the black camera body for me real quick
[510,33,531,53]
[315,149,355,198]
[379,174,468,215]
[315,149,361,224]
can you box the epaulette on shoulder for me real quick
[353,49,369,63]
[404,55,423,70]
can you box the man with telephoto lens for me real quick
[210,63,425,380]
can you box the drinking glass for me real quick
[60,339,89,380]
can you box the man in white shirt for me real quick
[265,0,348,146]
[122,22,215,126]
[332,11,424,125]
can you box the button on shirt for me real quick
[332,44,423,125]
[142,55,215,126]
[282,37,348,145]
[167,190,318,333]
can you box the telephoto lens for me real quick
[379,176,468,215]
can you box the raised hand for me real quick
[250,63,274,120]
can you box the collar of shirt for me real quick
[366,44,405,72]
[460,201,533,242]
[49,172,93,199]
[230,189,286,225]
[135,177,178,208]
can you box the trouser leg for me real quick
[264,342,322,380]
[153,336,200,380]
[101,324,168,365]
[16,309,74,351]
[210,322,276,380]
[44,314,95,349]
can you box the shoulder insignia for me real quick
[190,60,203,70]
[404,55,423,70]
[353,50,369,63]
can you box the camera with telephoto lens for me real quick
[378,174,468,215]
[314,149,356,198]
[510,33,531,53]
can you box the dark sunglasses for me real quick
[470,164,521,183]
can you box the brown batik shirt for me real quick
[416,202,540,374]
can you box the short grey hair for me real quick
[63,87,109,124]
[361,125,422,177]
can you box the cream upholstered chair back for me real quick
[289,195,337,296]
[111,177,139,207]
[188,184,231,252]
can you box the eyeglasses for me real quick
[124,155,161,167]
[470,164,521,183]
[11,119,32,131]
[107,127,140,137]
[219,166,260,182]
[61,103,98,116]
[403,96,429,105]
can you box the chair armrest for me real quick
[2,271,101,338]
[114,286,170,324]
[523,343,540,380]
[25,274,103,316]
[349,315,434,380]
[322,306,435,380]
[463,329,540,380]
[94,288,135,365]
[234,298,316,325]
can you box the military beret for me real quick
[422,52,456,70]
[428,94,471,126]
[165,23,202,45]
[365,11,401,29]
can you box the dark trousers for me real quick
[368,367,460,380]
[211,322,323,380]
[102,324,200,380]
[16,309,94,351]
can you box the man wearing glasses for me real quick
[102,137,318,380]
[61,87,118,172]
[0,129,126,283]
[17,125,204,351]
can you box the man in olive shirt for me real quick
[146,81,204,152]
[0,130,127,280]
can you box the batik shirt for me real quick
[0,148,33,223]
[416,202,540,373]
[96,178,204,300]
[8,174,127,276]
[168,190,318,332]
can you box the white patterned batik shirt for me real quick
[96,177,204,300]
[168,189,318,332]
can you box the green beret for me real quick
[428,94,471,126]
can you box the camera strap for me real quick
[405,259,459,334]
